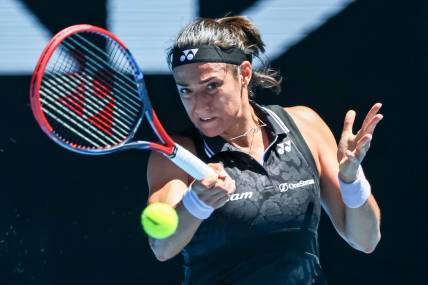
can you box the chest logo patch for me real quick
[277,140,292,154]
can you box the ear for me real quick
[240,61,252,87]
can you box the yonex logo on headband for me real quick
[180,49,199,62]
[171,45,252,69]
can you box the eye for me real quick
[207,82,220,92]
[178,87,191,97]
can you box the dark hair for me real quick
[167,16,282,96]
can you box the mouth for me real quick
[199,116,215,122]
[197,116,218,128]
[196,116,221,136]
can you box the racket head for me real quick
[30,24,155,154]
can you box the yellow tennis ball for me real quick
[141,202,178,239]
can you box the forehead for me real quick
[173,62,229,84]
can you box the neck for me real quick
[222,102,264,148]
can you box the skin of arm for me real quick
[146,136,234,261]
[287,105,382,253]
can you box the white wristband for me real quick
[338,165,371,208]
[182,185,214,220]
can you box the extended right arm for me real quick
[146,136,234,261]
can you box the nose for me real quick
[193,91,212,115]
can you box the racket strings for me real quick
[41,59,130,145]
[41,81,121,147]
[43,70,135,126]
[40,76,123,145]
[57,38,140,114]
[39,31,146,148]
[40,81,129,148]
[42,107,102,147]
[65,35,141,109]
[42,74,126,124]
[76,33,140,88]
[40,80,128,142]
[64,33,143,121]
[40,93,113,146]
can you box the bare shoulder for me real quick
[285,106,323,126]
[284,106,334,140]
[283,106,331,173]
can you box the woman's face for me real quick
[173,62,246,137]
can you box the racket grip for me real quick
[168,144,216,180]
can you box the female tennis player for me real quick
[146,16,382,285]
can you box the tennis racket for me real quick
[30,24,214,180]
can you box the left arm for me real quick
[289,104,383,253]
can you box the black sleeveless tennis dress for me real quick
[181,102,327,285]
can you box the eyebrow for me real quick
[176,76,218,87]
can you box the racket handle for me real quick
[169,144,216,180]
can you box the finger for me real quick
[357,132,372,146]
[222,177,236,195]
[342,110,356,135]
[364,113,383,135]
[361,103,382,132]
[194,174,219,191]
[207,163,230,180]
[340,149,358,167]
[210,179,234,197]
[217,169,228,180]
[337,132,355,159]
[343,149,358,164]
[208,163,225,174]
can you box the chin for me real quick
[196,126,222,138]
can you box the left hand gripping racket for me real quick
[30,24,214,180]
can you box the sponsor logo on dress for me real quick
[227,191,253,201]
[279,179,315,192]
